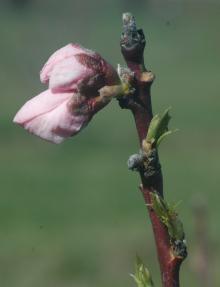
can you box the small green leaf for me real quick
[131,256,154,287]
[145,108,177,151]
[157,129,179,147]
[146,108,171,142]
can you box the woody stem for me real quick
[119,12,185,287]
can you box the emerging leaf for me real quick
[131,256,154,287]
[150,192,185,241]
[144,108,177,152]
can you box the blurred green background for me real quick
[0,0,219,286]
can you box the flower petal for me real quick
[13,89,73,124]
[21,100,89,144]
[13,89,91,144]
[49,57,92,92]
[40,43,94,84]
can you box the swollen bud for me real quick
[14,43,120,144]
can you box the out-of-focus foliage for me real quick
[0,1,219,287]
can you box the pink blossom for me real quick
[14,44,119,143]
[40,43,118,92]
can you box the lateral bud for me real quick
[127,148,161,181]
[150,192,187,259]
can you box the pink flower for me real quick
[40,43,118,92]
[13,43,119,144]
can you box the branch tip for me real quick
[122,12,137,32]
[121,12,146,65]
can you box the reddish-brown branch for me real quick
[140,183,182,287]
[120,13,185,287]
[133,74,182,287]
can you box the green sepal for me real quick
[130,255,154,287]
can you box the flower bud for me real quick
[14,43,120,143]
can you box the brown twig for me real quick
[119,13,186,287]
